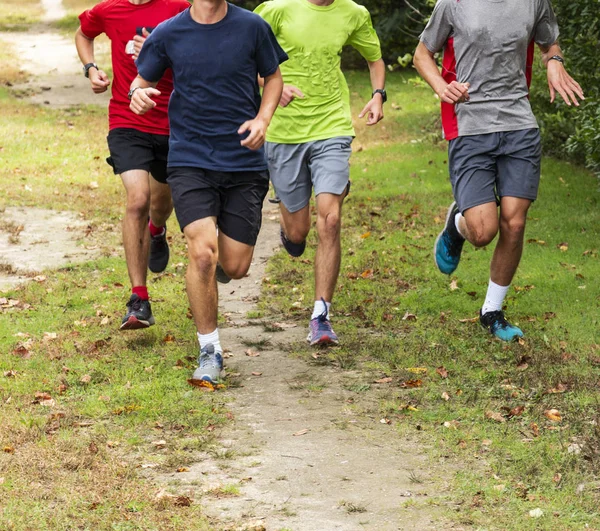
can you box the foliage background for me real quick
[238,0,599,177]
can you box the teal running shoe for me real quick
[480,310,524,341]
[434,202,465,275]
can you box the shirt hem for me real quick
[266,129,356,144]
[109,123,170,136]
[167,162,269,172]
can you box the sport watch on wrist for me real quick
[372,88,387,103]
[128,86,142,100]
[548,55,564,65]
[83,63,98,78]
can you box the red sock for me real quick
[148,220,165,237]
[132,286,149,300]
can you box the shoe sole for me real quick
[120,316,155,330]
[433,201,457,275]
[307,333,339,346]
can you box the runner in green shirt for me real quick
[256,0,386,346]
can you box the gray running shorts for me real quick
[264,136,353,213]
[448,128,542,213]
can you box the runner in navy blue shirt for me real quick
[130,0,286,383]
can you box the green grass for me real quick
[261,70,600,530]
[0,0,40,31]
[0,86,223,529]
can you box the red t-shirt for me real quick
[79,0,189,135]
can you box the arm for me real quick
[413,41,470,104]
[238,68,284,150]
[538,42,584,106]
[74,27,110,94]
[358,58,385,125]
[129,75,160,115]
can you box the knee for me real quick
[500,216,526,240]
[224,261,250,280]
[125,192,150,219]
[188,243,218,276]
[317,210,341,239]
[469,225,497,247]
[286,224,310,244]
[150,194,172,216]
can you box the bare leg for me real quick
[148,175,173,228]
[490,197,531,286]
[120,170,151,288]
[314,192,344,302]
[459,201,499,248]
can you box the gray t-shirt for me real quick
[420,0,559,139]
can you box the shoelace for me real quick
[314,298,333,332]
[199,345,217,368]
[127,297,143,311]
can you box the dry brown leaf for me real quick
[546,383,568,394]
[251,371,263,377]
[151,440,167,449]
[530,422,540,437]
[544,409,562,422]
[80,374,91,384]
[443,420,460,429]
[509,405,526,417]
[245,349,260,357]
[107,441,120,448]
[163,334,175,343]
[374,377,393,384]
[436,366,449,379]
[177,467,189,473]
[402,312,417,321]
[449,279,459,291]
[3,370,17,378]
[360,231,371,239]
[3,446,15,454]
[485,410,506,423]
[293,429,309,437]
[380,418,392,425]
[553,472,562,484]
[558,242,569,252]
[400,379,422,388]
[360,269,374,279]
[441,392,450,401]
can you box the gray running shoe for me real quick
[192,344,224,383]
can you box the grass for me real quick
[0,84,226,529]
[261,70,600,530]
[0,0,40,31]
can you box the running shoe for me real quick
[216,263,231,284]
[280,227,306,258]
[149,227,170,273]
[192,343,224,383]
[434,201,465,275]
[307,304,339,346]
[120,294,155,330]
[480,310,524,341]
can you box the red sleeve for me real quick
[176,0,190,13]
[79,2,106,39]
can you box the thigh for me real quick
[219,171,269,247]
[148,133,170,184]
[449,133,499,213]
[107,128,155,176]
[120,169,151,197]
[167,167,220,232]
[265,141,312,213]
[496,128,541,202]
[218,231,255,275]
[308,136,352,197]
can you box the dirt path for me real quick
[2,13,452,529]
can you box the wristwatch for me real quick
[83,62,98,78]
[548,55,564,64]
[372,88,387,103]
[128,86,142,100]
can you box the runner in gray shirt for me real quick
[414,0,584,341]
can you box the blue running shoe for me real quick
[307,301,339,346]
[480,310,524,341]
[280,227,306,258]
[434,202,465,275]
[192,344,224,383]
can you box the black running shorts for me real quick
[167,167,269,246]
[106,128,169,183]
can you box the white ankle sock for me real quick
[454,212,466,238]
[197,329,222,354]
[311,300,331,320]
[481,280,509,315]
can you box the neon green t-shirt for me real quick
[255,0,382,144]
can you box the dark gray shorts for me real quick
[264,137,352,213]
[448,128,541,213]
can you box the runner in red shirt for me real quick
[75,0,189,330]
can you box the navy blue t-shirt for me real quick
[136,4,287,171]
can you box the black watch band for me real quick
[128,86,142,100]
[372,88,387,104]
[83,62,98,78]
[548,55,564,65]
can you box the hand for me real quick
[358,96,384,125]
[547,61,584,106]
[438,81,470,104]
[132,28,150,60]
[238,117,268,150]
[89,69,110,94]
[129,87,161,115]
[279,84,304,107]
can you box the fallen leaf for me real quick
[449,279,459,291]
[293,429,309,436]
[107,441,120,448]
[557,242,569,252]
[251,371,263,377]
[443,420,460,429]
[3,446,15,454]
[436,366,449,379]
[399,379,422,388]
[441,392,450,401]
[360,231,371,239]
[80,374,91,384]
[493,484,506,492]
[402,311,417,321]
[89,442,98,454]
[177,467,189,473]
[481,439,493,446]
[568,443,582,455]
[485,410,506,423]
[380,418,391,424]
[151,440,167,449]
[406,367,427,374]
[272,322,297,330]
[374,377,393,384]
[553,472,562,484]
[546,383,568,394]
[509,405,526,417]
[544,409,562,422]
[163,334,175,343]
[529,508,544,518]
[245,349,260,357]
[530,422,540,437]
[3,370,17,378]
[360,268,374,279]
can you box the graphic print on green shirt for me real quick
[255,0,381,144]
